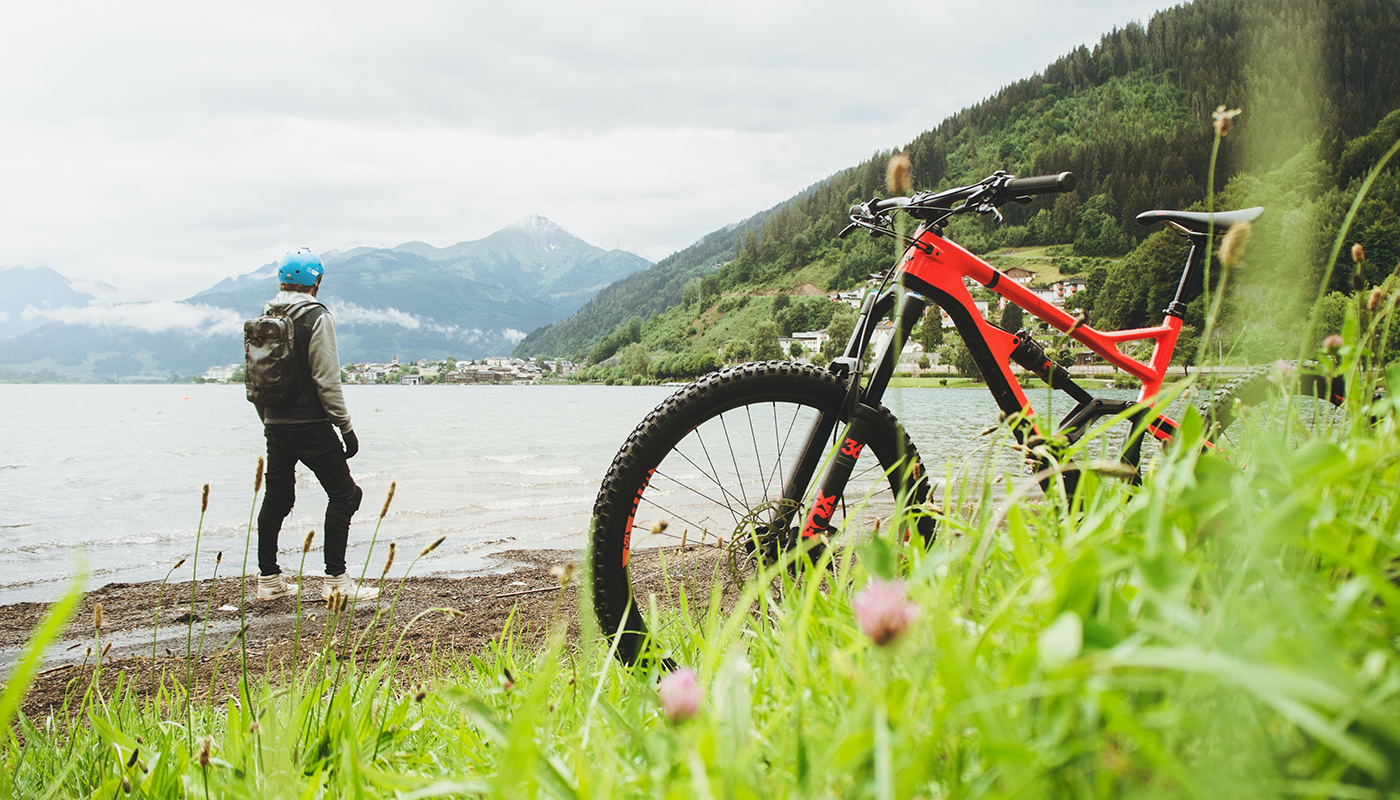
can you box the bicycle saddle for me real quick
[1135,206,1263,236]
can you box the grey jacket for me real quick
[255,291,353,434]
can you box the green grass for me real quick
[4,345,1399,797]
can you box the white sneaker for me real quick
[322,573,379,602]
[257,573,299,600]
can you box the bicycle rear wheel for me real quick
[1201,361,1348,458]
[591,362,930,665]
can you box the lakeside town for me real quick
[200,273,1093,386]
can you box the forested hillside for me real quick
[517,0,1400,370]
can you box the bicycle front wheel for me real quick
[591,362,930,664]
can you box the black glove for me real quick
[342,430,359,459]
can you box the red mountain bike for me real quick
[590,170,1347,664]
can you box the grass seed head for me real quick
[172,557,186,571]
[649,519,668,535]
[1212,105,1241,137]
[215,550,222,564]
[550,562,578,587]
[200,484,209,513]
[420,535,446,557]
[1219,221,1252,268]
[886,153,913,195]
[380,482,396,519]
[414,685,428,703]
[93,602,103,630]
[1089,460,1141,480]
[1353,242,1366,263]
[302,530,315,553]
[126,747,139,768]
[383,542,396,575]
[101,641,112,661]
[197,736,212,767]
[1067,311,1087,335]
[254,457,265,493]
[249,721,261,734]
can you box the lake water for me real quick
[0,382,1135,604]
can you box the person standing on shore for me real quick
[249,248,378,602]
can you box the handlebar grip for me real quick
[1004,172,1076,196]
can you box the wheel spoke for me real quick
[589,365,929,666]
[745,404,768,506]
[689,429,745,526]
[718,414,751,509]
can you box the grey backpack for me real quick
[245,308,305,406]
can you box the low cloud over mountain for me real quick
[0,217,649,380]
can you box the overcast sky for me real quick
[1,0,1172,302]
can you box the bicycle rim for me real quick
[1203,362,1349,461]
[591,362,928,664]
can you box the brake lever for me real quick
[837,223,859,239]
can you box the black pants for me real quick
[257,422,363,577]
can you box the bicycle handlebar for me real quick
[1004,171,1076,196]
[848,196,909,216]
[842,170,1077,239]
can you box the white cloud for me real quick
[322,303,514,345]
[328,302,422,330]
[19,297,522,349]
[0,0,1174,302]
[21,301,243,335]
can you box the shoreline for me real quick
[0,548,583,717]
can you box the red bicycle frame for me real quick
[898,226,1182,444]
[790,176,1259,545]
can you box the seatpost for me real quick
[1164,239,1207,318]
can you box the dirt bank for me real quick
[0,549,587,718]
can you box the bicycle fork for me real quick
[775,289,929,551]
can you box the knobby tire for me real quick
[590,361,930,665]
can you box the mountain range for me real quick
[0,217,650,380]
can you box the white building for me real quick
[868,320,927,365]
[203,364,239,382]
[1053,277,1088,297]
[789,330,829,354]
[829,290,865,309]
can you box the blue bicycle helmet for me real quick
[277,248,323,286]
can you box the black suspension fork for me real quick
[774,289,928,545]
